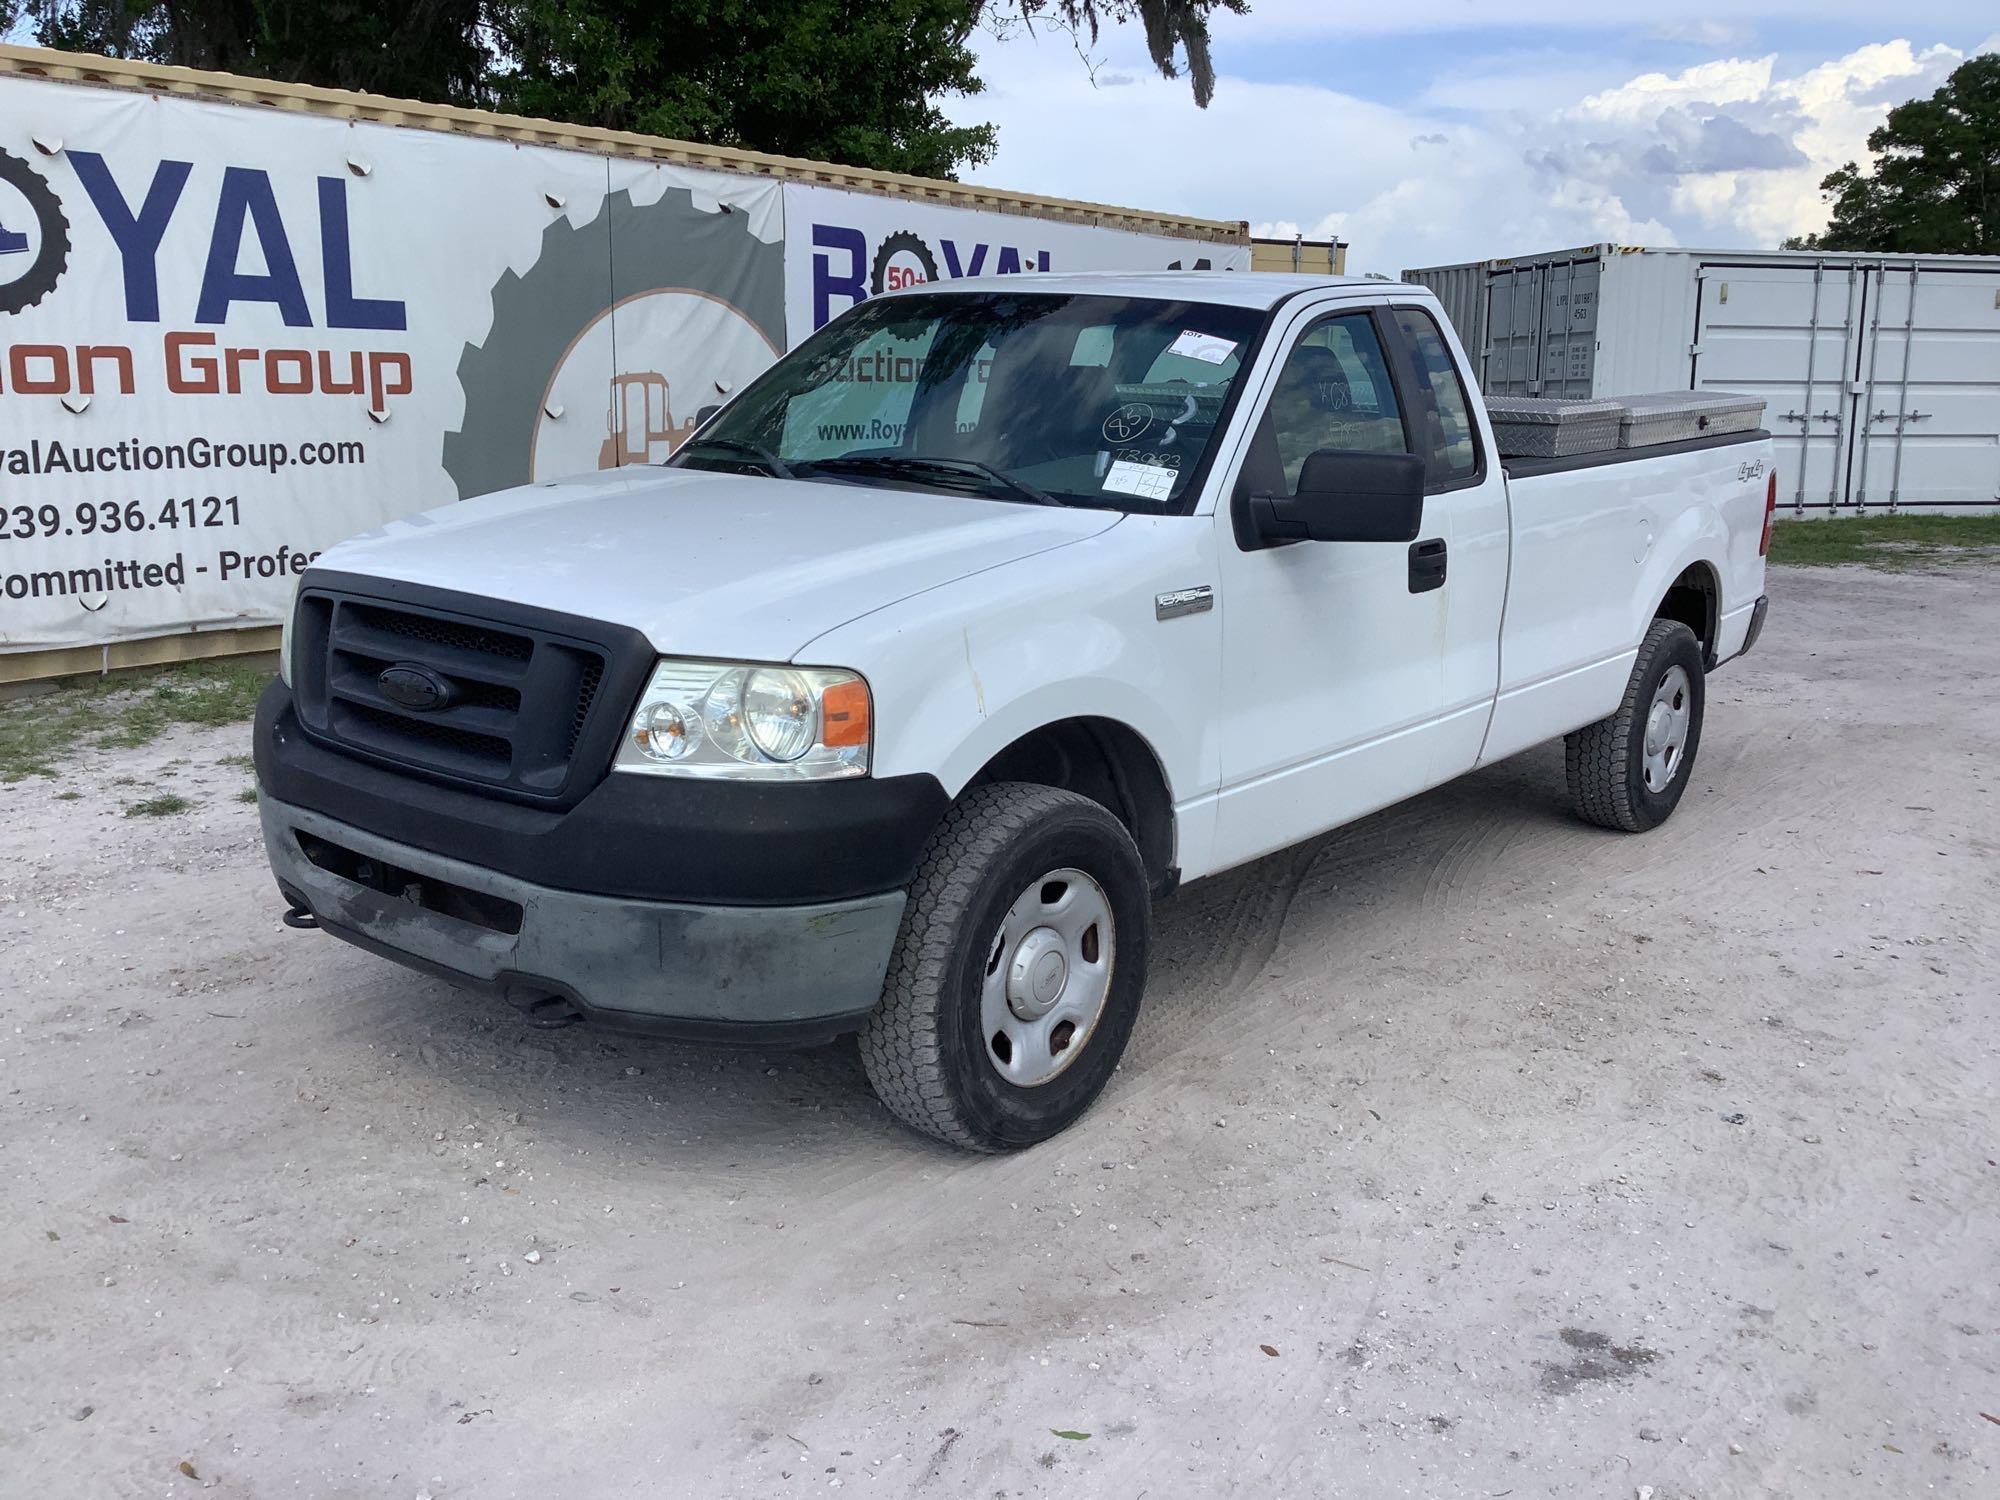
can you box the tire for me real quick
[1565,619,1706,833]
[859,783,1151,1151]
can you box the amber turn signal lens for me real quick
[820,678,871,748]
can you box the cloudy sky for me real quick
[954,1,1999,275]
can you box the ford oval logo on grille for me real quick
[378,663,455,713]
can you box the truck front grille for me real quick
[291,582,649,806]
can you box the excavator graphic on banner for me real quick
[0,215,28,256]
[600,371,702,469]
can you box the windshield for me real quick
[674,291,1266,512]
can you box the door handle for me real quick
[1409,537,1447,594]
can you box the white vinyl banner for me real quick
[0,76,1248,653]
[0,78,782,650]
[781,183,1252,344]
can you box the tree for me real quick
[488,0,995,179]
[16,0,1252,178]
[975,0,1247,106]
[1787,52,1999,254]
[23,2,492,104]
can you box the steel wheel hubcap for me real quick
[1643,665,1692,793]
[981,868,1114,1087]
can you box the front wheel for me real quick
[1564,618,1706,832]
[859,783,1151,1151]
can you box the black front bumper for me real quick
[255,680,949,906]
[255,681,949,1039]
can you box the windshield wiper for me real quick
[804,454,1068,508]
[677,436,794,478]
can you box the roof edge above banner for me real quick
[0,42,1250,245]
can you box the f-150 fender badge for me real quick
[1155,585,1214,621]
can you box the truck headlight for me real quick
[616,659,871,780]
[279,577,304,688]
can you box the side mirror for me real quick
[694,404,722,427]
[1247,450,1425,545]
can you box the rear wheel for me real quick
[859,783,1150,1151]
[1565,618,1706,833]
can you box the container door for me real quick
[1482,257,1600,397]
[1484,265,1544,395]
[1851,266,2000,512]
[1692,263,1867,513]
[1538,257,1600,398]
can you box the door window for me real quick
[1393,308,1480,484]
[1267,314,1409,491]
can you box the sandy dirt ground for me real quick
[2,564,1996,1500]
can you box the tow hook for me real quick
[281,902,319,931]
[510,992,583,1029]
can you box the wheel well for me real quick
[964,718,1177,895]
[1656,563,1720,668]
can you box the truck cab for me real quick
[256,272,1774,1150]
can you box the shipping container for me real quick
[1252,235,1348,277]
[1404,245,2000,513]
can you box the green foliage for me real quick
[25,2,492,103]
[1787,53,1999,254]
[0,660,268,783]
[21,2,1246,178]
[489,0,996,178]
[123,792,194,816]
[1767,514,2000,568]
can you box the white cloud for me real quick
[1574,56,1781,120]
[1205,1,1984,39]
[951,33,1970,275]
[1552,40,1963,248]
[1650,21,1758,47]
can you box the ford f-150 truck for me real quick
[256,272,1775,1151]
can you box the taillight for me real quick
[1759,468,1777,556]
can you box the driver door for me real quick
[1208,305,1455,871]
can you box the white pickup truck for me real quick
[256,272,1774,1150]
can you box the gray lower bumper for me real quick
[1741,594,1770,656]
[260,794,905,1039]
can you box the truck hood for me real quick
[314,468,1123,662]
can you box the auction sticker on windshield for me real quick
[1102,459,1178,502]
[1165,330,1236,365]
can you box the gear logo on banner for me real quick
[0,149,71,315]
[869,230,938,295]
[445,186,785,501]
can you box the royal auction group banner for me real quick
[0,72,1246,652]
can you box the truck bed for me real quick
[1480,428,1776,768]
[1500,427,1771,480]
